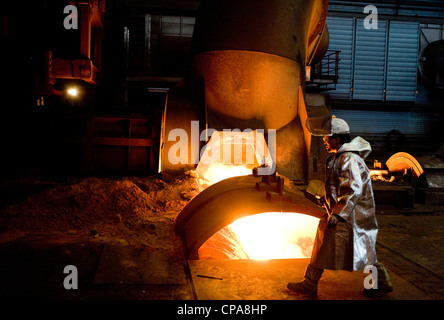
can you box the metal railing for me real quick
[310,50,340,86]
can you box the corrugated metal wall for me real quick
[328,0,444,19]
[324,15,441,140]
[326,17,419,102]
[325,17,354,99]
[386,21,419,101]
[331,109,436,135]
[353,19,387,101]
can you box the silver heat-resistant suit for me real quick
[310,136,378,271]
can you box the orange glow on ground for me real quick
[229,212,319,260]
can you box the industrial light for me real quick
[67,87,78,97]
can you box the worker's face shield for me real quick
[305,117,332,136]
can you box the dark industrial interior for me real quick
[1,0,444,303]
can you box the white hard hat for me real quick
[305,115,350,136]
[330,116,350,135]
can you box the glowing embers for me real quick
[196,130,275,185]
[199,212,319,260]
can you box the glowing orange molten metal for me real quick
[198,163,253,185]
[199,211,320,260]
[229,212,319,260]
[195,132,319,260]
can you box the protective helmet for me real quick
[330,116,350,135]
[306,115,350,136]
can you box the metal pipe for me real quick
[161,0,330,180]
[190,0,329,130]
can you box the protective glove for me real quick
[327,214,342,228]
[315,196,325,208]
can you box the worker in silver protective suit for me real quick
[287,117,393,297]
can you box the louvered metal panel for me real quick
[328,0,444,19]
[386,21,419,102]
[352,19,387,101]
[331,109,435,135]
[326,17,355,99]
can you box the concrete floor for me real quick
[1,208,444,301]
[189,257,427,300]
[189,206,444,300]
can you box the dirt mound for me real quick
[0,171,205,250]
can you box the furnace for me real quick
[163,0,331,260]
[175,171,325,260]
[195,129,275,185]
[202,212,320,260]
[160,0,331,182]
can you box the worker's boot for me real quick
[287,264,324,297]
[362,262,393,297]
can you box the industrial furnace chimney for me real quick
[161,0,329,181]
